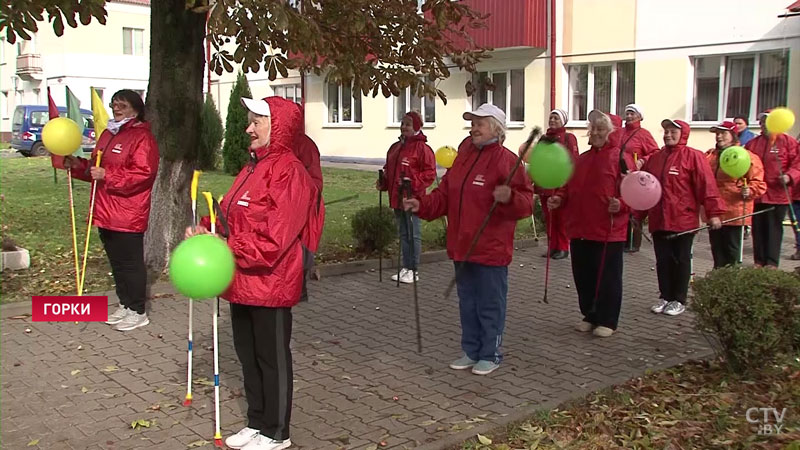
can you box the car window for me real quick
[12,108,24,128]
[30,111,49,127]
[82,115,95,129]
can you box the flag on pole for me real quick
[66,87,85,135]
[90,87,109,138]
[48,87,64,169]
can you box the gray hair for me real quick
[487,116,506,142]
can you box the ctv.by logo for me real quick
[746,407,788,435]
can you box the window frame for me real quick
[566,61,635,124]
[324,81,363,128]
[466,69,525,128]
[272,83,302,104]
[690,50,789,125]
[388,85,436,128]
[122,27,145,56]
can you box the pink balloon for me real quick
[620,171,662,211]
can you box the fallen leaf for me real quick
[419,419,437,426]
[154,387,165,393]
[27,439,40,446]
[149,404,161,411]
[70,369,81,376]
[477,434,492,445]
[187,440,210,448]
[102,365,119,373]
[130,419,151,429]
[81,386,89,393]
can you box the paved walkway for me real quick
[2,233,798,449]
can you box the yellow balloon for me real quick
[765,107,795,135]
[42,117,82,156]
[435,145,457,169]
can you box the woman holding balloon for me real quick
[377,111,436,284]
[520,109,578,260]
[186,96,314,450]
[403,104,533,375]
[744,109,800,267]
[705,121,766,268]
[634,119,725,317]
[548,110,634,337]
[64,89,159,332]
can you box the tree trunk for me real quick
[144,0,206,282]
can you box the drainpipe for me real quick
[549,0,556,111]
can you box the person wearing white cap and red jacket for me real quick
[621,104,660,253]
[377,111,436,284]
[634,119,725,317]
[548,110,635,337]
[64,89,159,332]
[187,96,315,450]
[705,121,766,268]
[744,110,800,267]
[404,103,533,375]
[519,109,578,260]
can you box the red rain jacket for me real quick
[534,127,579,197]
[744,133,800,205]
[559,139,634,242]
[202,97,314,307]
[70,120,159,233]
[295,133,325,252]
[705,147,766,225]
[380,133,436,209]
[620,121,659,167]
[417,137,533,266]
[634,120,726,233]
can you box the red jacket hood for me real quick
[665,120,691,149]
[625,121,641,131]
[251,96,302,160]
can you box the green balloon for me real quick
[169,234,235,299]
[526,141,574,189]
[719,146,751,179]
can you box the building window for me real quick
[392,84,436,125]
[326,82,362,124]
[0,38,5,65]
[123,28,144,56]
[273,84,302,104]
[470,70,524,123]
[568,61,635,120]
[692,51,788,122]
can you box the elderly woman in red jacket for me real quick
[377,111,436,283]
[635,119,725,317]
[187,96,314,450]
[621,104,659,253]
[64,89,159,332]
[404,104,533,375]
[548,110,633,337]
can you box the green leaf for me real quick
[27,439,40,446]
[477,434,492,445]
[187,440,211,448]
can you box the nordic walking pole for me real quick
[184,169,201,407]
[443,127,542,299]
[667,207,775,239]
[378,169,384,282]
[542,216,552,304]
[770,137,800,234]
[201,191,223,447]
[531,194,538,241]
[67,169,81,294]
[396,180,403,287]
[78,151,103,295]
[740,179,747,264]
[402,179,423,353]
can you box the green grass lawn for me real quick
[1,157,539,302]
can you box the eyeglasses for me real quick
[108,102,132,109]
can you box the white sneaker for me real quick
[398,268,418,284]
[593,326,615,337]
[651,300,669,314]
[105,305,130,325]
[225,427,260,449]
[114,311,149,331]
[242,434,292,450]
[663,301,686,316]
[391,268,408,282]
[576,321,593,332]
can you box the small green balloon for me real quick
[719,146,751,179]
[169,234,235,299]
[526,141,574,189]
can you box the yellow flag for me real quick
[91,87,109,137]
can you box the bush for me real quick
[198,94,223,171]
[222,71,253,175]
[351,206,395,253]
[692,266,800,375]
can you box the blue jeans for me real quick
[792,201,800,250]
[394,209,421,269]
[454,262,508,364]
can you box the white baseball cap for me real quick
[625,103,643,119]
[241,97,271,116]
[463,103,506,124]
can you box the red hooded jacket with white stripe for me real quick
[417,137,533,266]
[202,97,314,307]
[634,120,726,233]
[744,133,800,205]
[380,133,436,209]
[294,133,325,253]
[69,120,159,233]
[620,121,659,167]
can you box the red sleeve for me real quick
[746,151,768,199]
[379,144,395,191]
[784,135,800,185]
[495,156,534,220]
[640,130,660,160]
[104,133,159,197]
[417,169,449,221]
[692,152,726,218]
[412,145,436,194]
[68,155,93,182]
[228,164,313,270]
[565,133,580,159]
